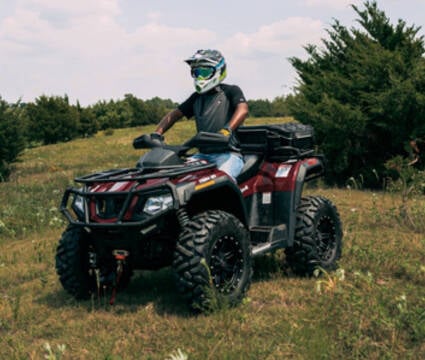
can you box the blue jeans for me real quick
[189,152,244,181]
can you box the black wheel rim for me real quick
[209,235,244,294]
[316,215,337,263]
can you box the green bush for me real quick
[0,98,25,181]
[288,1,425,186]
[25,95,80,145]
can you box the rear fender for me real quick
[294,156,325,207]
[286,156,324,245]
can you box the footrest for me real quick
[250,224,288,256]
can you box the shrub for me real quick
[0,98,25,181]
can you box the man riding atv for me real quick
[55,50,343,312]
[146,49,249,180]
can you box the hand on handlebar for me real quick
[218,127,238,150]
[150,132,164,142]
[133,132,164,149]
[218,127,232,138]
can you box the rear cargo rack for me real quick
[237,122,315,160]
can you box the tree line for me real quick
[0,93,289,180]
[0,95,165,179]
[1,1,424,186]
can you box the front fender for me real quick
[176,175,248,226]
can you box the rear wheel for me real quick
[285,196,342,275]
[173,210,252,311]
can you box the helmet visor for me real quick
[191,66,216,80]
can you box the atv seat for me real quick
[237,154,263,184]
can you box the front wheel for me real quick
[173,210,252,311]
[285,196,343,276]
[55,226,94,299]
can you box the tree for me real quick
[90,100,112,130]
[76,101,98,137]
[247,99,272,117]
[26,95,80,145]
[144,96,174,124]
[271,96,289,117]
[90,95,175,130]
[288,1,425,186]
[123,94,149,126]
[0,98,25,181]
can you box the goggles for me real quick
[191,66,216,80]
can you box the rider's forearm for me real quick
[155,109,184,135]
[228,103,249,131]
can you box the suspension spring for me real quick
[176,207,190,228]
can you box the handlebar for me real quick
[133,132,230,156]
[133,134,163,149]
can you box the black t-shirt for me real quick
[178,84,246,153]
[178,84,246,121]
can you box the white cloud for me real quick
[24,0,120,17]
[0,0,218,104]
[223,17,324,56]
[220,17,326,99]
[1,0,382,104]
[1,1,122,59]
[146,11,162,23]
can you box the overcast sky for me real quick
[1,0,424,106]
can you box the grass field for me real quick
[0,118,424,359]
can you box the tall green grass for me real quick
[0,118,424,359]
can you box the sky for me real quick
[1,0,424,106]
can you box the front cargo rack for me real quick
[60,162,216,228]
[74,162,216,184]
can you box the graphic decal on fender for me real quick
[195,174,217,190]
[195,180,215,190]
[240,185,249,193]
[276,164,292,178]
[198,174,217,183]
[108,181,128,192]
[262,192,272,204]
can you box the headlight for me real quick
[71,192,85,219]
[143,194,173,215]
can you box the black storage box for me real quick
[236,122,315,160]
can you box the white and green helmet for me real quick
[185,49,227,94]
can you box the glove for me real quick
[149,132,164,147]
[218,127,239,151]
[218,127,232,137]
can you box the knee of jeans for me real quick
[218,154,244,179]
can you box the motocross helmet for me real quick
[185,49,227,94]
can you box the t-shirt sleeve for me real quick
[225,84,247,108]
[178,92,197,118]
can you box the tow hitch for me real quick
[109,250,130,305]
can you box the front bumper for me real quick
[60,182,178,228]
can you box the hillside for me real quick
[0,118,424,359]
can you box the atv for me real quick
[56,122,342,311]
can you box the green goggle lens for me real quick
[191,66,215,79]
